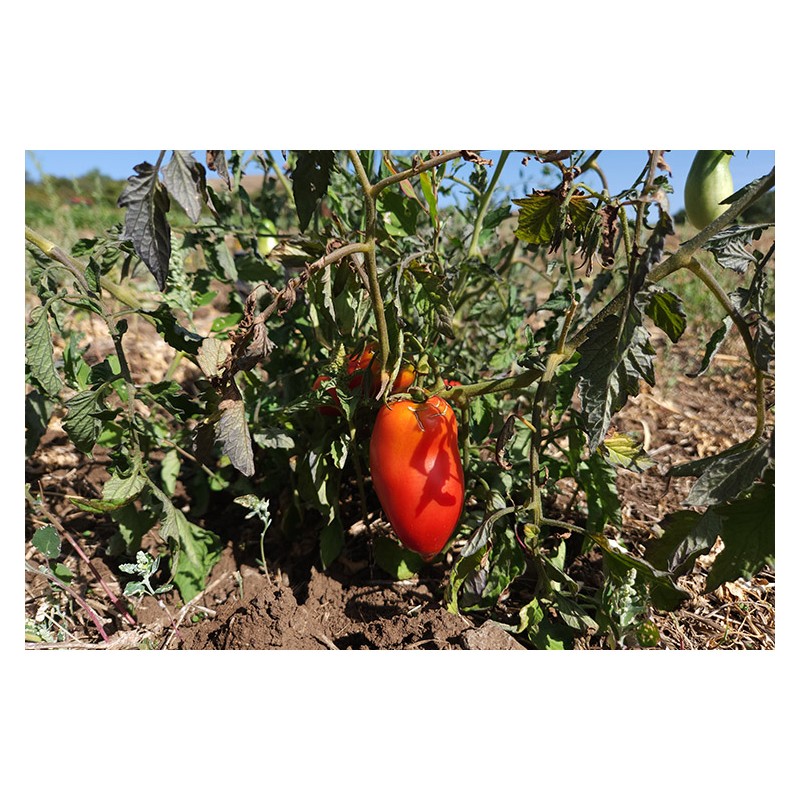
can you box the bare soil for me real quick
[24,317,775,651]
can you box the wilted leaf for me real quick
[206,150,230,189]
[197,337,229,378]
[215,396,255,478]
[117,161,171,290]
[162,151,207,223]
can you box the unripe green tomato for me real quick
[256,219,278,256]
[684,150,734,230]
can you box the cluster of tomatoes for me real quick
[313,344,464,561]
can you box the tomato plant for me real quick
[24,148,775,650]
[369,397,464,559]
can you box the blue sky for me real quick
[24,149,775,213]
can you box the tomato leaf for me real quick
[602,432,655,473]
[686,317,733,378]
[320,521,345,570]
[63,387,110,454]
[25,390,54,458]
[291,150,336,232]
[215,392,255,478]
[645,509,722,577]
[162,151,208,223]
[643,285,687,344]
[206,150,230,190]
[678,440,771,508]
[26,305,63,398]
[373,536,425,580]
[701,223,770,274]
[117,161,172,290]
[706,483,775,592]
[576,308,655,451]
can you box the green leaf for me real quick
[552,593,598,633]
[446,546,488,615]
[702,224,769,274]
[576,309,655,451]
[26,306,63,398]
[215,395,255,478]
[643,286,687,343]
[681,441,771,507]
[706,483,774,592]
[63,388,108,454]
[160,449,181,495]
[117,161,171,290]
[513,193,560,245]
[32,526,60,559]
[513,192,593,246]
[377,191,419,237]
[645,509,722,576]
[461,506,517,558]
[25,390,54,458]
[373,536,425,580]
[162,150,207,223]
[418,171,438,228]
[602,432,655,473]
[589,531,690,611]
[577,450,621,532]
[482,203,511,231]
[319,521,345,570]
[687,318,733,378]
[407,259,455,339]
[53,563,74,583]
[252,428,295,450]
[292,150,335,232]
[461,528,526,610]
[518,597,544,635]
[143,304,204,355]
[69,470,146,514]
[159,500,221,602]
[110,503,158,554]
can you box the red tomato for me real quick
[316,344,416,415]
[369,396,464,559]
[443,379,462,388]
[312,375,341,416]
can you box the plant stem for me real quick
[32,494,138,627]
[348,150,392,385]
[370,150,467,198]
[468,150,510,259]
[685,256,767,442]
[26,561,110,643]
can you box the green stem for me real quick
[468,149,510,259]
[685,257,767,442]
[348,150,391,385]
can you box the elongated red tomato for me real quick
[369,396,464,559]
